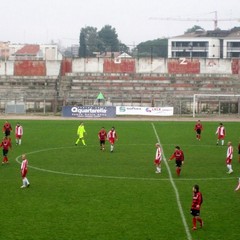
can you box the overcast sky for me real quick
[1,0,240,47]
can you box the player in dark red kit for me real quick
[238,139,240,163]
[190,184,203,231]
[98,127,107,151]
[194,120,203,141]
[2,120,12,137]
[169,146,184,176]
[0,136,12,164]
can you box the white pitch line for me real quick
[151,123,192,240]
[15,154,238,182]
[15,147,237,182]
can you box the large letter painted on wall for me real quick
[168,58,200,74]
[103,59,135,73]
[14,60,46,76]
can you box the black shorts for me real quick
[5,130,10,136]
[190,209,200,217]
[196,129,201,134]
[175,160,182,167]
[100,140,105,145]
[3,149,8,156]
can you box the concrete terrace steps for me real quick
[1,73,240,109]
[61,73,240,106]
[67,77,240,94]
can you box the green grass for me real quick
[0,119,240,240]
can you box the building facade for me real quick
[168,28,240,59]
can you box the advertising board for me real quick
[62,106,116,118]
[116,106,173,116]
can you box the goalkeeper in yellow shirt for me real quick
[75,122,87,146]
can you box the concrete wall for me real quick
[0,58,240,76]
[72,58,103,73]
[46,60,61,76]
[0,61,14,75]
[199,59,232,74]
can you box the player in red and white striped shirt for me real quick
[154,143,162,173]
[216,123,225,146]
[21,154,30,188]
[226,141,233,174]
[107,127,118,152]
[15,123,23,145]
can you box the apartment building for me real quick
[168,27,240,59]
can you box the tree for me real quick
[119,42,130,53]
[79,25,124,57]
[133,38,168,58]
[79,26,100,57]
[185,25,205,33]
[79,31,87,57]
[98,25,120,52]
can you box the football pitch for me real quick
[1,119,240,240]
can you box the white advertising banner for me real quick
[116,106,174,116]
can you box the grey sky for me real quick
[1,0,240,47]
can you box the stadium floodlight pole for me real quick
[193,94,240,118]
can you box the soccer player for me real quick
[226,141,233,174]
[169,146,184,176]
[238,140,240,163]
[98,127,107,151]
[0,136,12,164]
[216,123,225,146]
[15,122,23,145]
[234,177,240,191]
[20,154,30,188]
[75,122,87,146]
[194,120,203,141]
[190,184,203,231]
[2,120,12,137]
[154,143,162,173]
[107,127,118,152]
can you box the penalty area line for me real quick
[151,123,192,240]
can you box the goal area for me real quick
[193,94,240,118]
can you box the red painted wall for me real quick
[231,59,240,74]
[168,59,200,74]
[14,61,46,76]
[103,59,135,73]
[61,58,72,76]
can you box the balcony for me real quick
[171,46,209,52]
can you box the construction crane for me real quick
[149,11,240,30]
